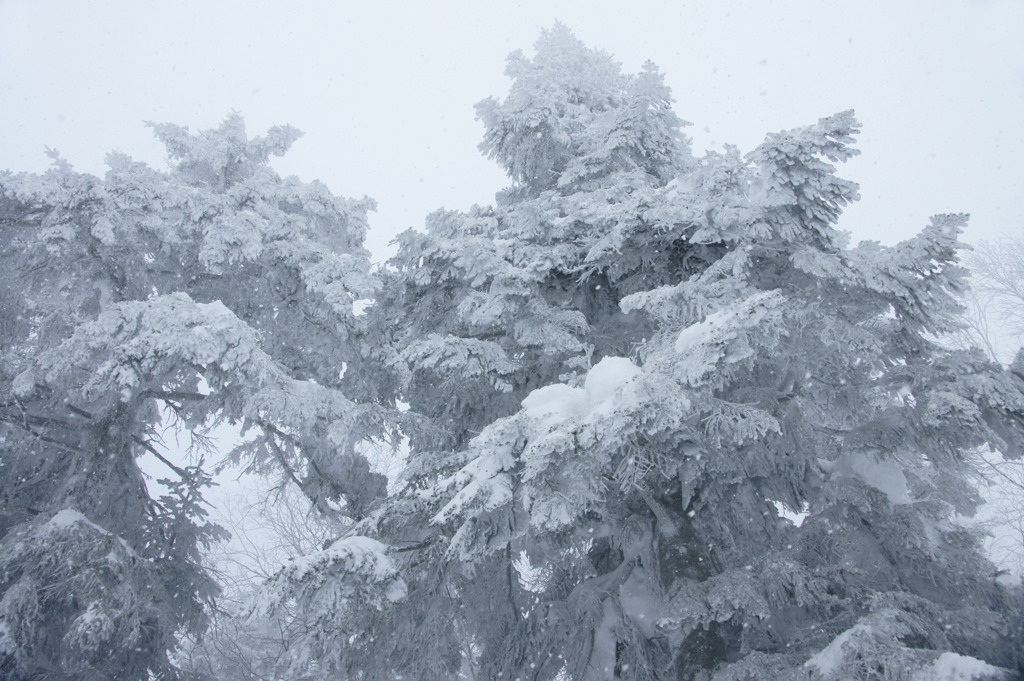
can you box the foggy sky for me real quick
[2,0,1022,262]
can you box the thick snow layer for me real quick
[913,652,1007,681]
[521,356,640,430]
[283,535,401,589]
[807,627,1007,680]
[521,382,588,429]
[40,508,141,559]
[804,622,871,676]
[44,509,119,539]
[46,508,92,530]
[584,356,640,406]
[769,500,809,527]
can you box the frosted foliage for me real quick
[748,110,861,245]
[671,291,786,385]
[659,568,771,638]
[431,444,517,527]
[253,536,406,617]
[426,362,691,583]
[0,113,384,680]
[147,113,303,191]
[477,23,690,191]
[241,536,408,678]
[804,618,897,678]
[0,507,212,679]
[18,294,272,399]
[404,334,516,391]
[431,357,648,555]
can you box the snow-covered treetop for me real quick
[147,111,304,192]
[477,23,692,194]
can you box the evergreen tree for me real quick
[257,26,1024,680]
[2,25,1022,681]
[0,115,390,679]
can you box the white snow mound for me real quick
[521,356,640,430]
[913,652,1007,681]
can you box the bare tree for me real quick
[956,237,1024,583]
[959,237,1024,363]
[175,435,408,681]
[975,452,1024,580]
[175,476,336,681]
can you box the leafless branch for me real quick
[132,434,190,480]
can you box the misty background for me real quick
[2,0,1022,264]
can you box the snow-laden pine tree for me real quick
[0,115,393,680]
[252,26,1024,680]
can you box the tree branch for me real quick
[261,430,309,495]
[140,389,209,402]
[132,435,190,480]
[259,424,344,521]
[259,420,338,490]
[979,455,1024,494]
[0,412,84,454]
[394,538,435,553]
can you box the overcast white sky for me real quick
[2,0,1022,262]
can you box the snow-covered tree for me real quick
[0,115,390,679]
[249,26,1024,680]
[3,26,1022,681]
